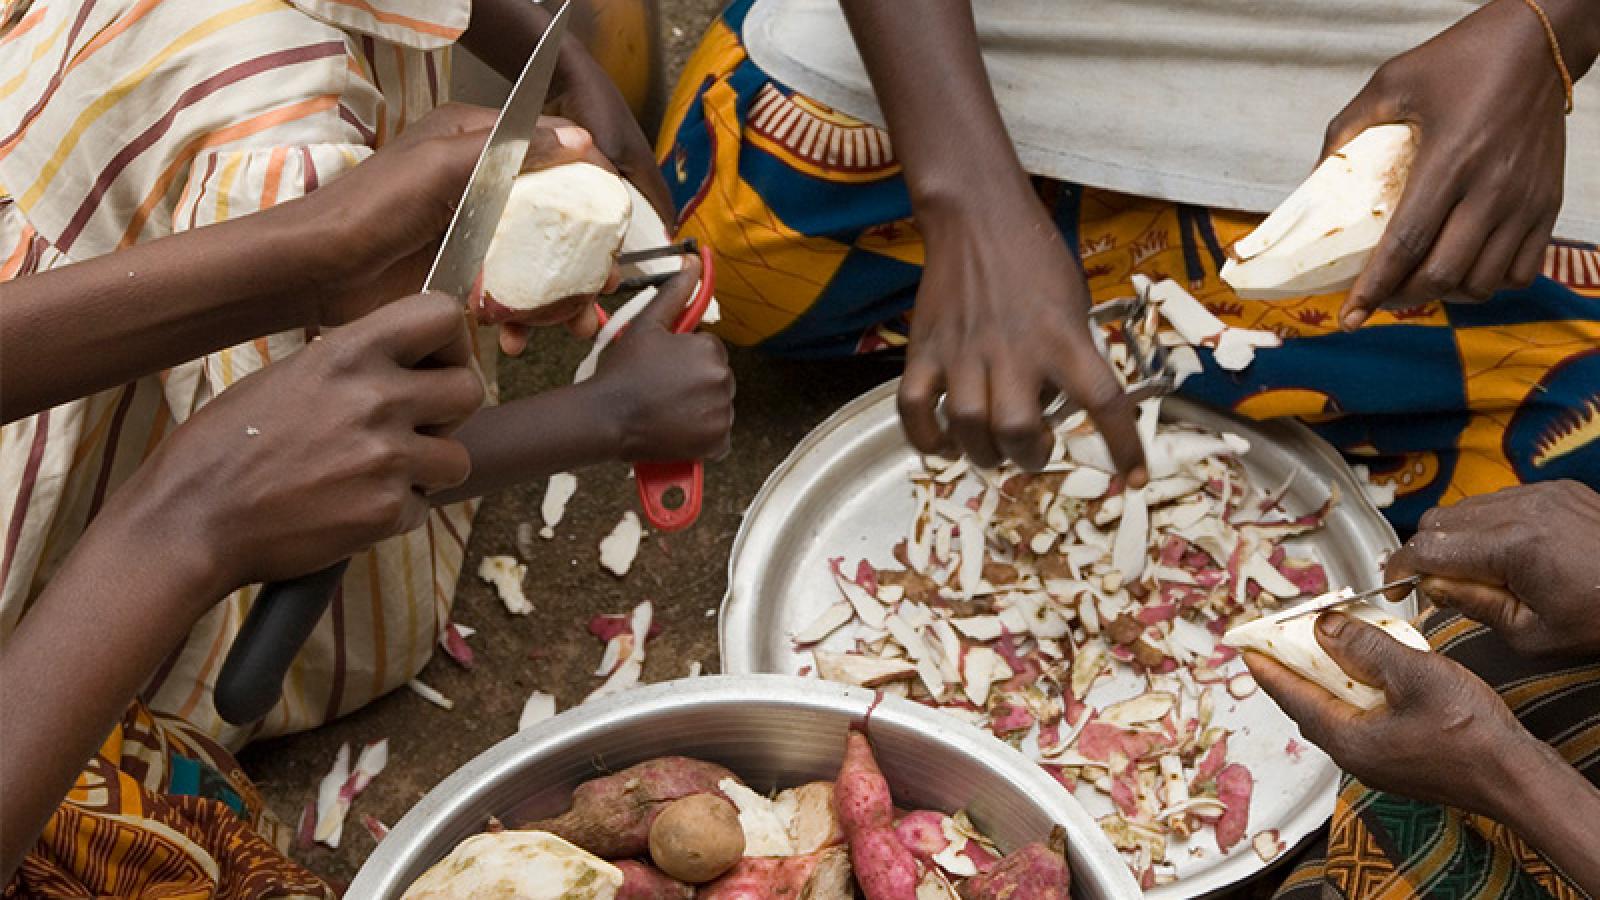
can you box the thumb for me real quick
[1319,87,1389,163]
[1315,612,1423,703]
[633,256,703,330]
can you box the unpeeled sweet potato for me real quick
[958,826,1071,900]
[523,757,737,858]
[893,810,949,864]
[614,860,694,900]
[697,847,853,900]
[835,729,920,900]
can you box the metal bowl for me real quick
[350,674,1141,898]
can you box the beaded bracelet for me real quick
[1520,0,1576,114]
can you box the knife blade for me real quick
[213,5,572,727]
[1259,574,1422,627]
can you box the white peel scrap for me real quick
[962,646,1013,707]
[1253,829,1286,863]
[585,600,652,703]
[1242,551,1304,598]
[315,740,384,849]
[540,473,578,538]
[833,569,887,629]
[519,691,557,731]
[477,555,531,615]
[598,512,643,577]
[813,650,916,687]
[1100,691,1176,727]
[719,777,796,857]
[952,615,1004,642]
[1112,488,1149,584]
[1145,277,1281,372]
[794,601,855,646]
[1060,467,1112,499]
[408,678,454,710]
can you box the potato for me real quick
[648,793,745,883]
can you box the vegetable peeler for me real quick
[594,243,718,532]
[1042,279,1176,426]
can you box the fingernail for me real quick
[555,126,588,149]
[1318,612,1347,638]
[1342,308,1369,331]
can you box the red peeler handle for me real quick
[610,246,715,532]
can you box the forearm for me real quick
[432,380,622,504]
[461,0,594,94]
[837,1,1034,224]
[0,202,322,423]
[0,488,223,878]
[1488,736,1600,892]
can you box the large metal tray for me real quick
[721,379,1406,898]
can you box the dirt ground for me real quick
[238,6,899,881]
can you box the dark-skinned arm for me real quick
[835,2,1144,478]
[435,262,734,503]
[461,0,673,217]
[0,294,482,881]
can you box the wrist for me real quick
[911,165,1038,244]
[1519,0,1599,80]
[1479,729,1563,822]
[266,194,348,325]
[573,377,633,460]
[89,465,235,623]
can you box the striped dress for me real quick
[0,0,492,750]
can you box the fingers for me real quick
[1057,344,1147,485]
[1394,201,1493,304]
[1460,220,1529,300]
[1314,612,1421,703]
[1420,575,1530,635]
[398,365,485,432]
[633,257,703,330]
[523,118,603,173]
[898,358,947,456]
[1243,651,1356,752]
[990,361,1052,472]
[1342,148,1458,328]
[945,363,1001,469]
[1507,217,1554,288]
[499,323,530,357]
[405,433,473,494]
[1389,508,1512,587]
[1320,88,1388,163]
[357,292,473,368]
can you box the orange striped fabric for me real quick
[0,0,487,751]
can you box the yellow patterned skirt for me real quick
[6,701,332,899]
[659,0,1600,535]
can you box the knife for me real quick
[1256,574,1422,627]
[214,3,572,726]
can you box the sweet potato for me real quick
[893,810,949,864]
[958,827,1071,900]
[835,729,920,900]
[523,757,737,858]
[698,847,853,900]
[648,793,744,883]
[614,860,694,900]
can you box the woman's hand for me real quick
[1245,612,1533,817]
[589,259,735,463]
[298,105,608,337]
[548,50,675,222]
[899,197,1145,477]
[1386,481,1600,657]
[1331,0,1600,328]
[121,292,484,603]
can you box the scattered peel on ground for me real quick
[520,691,558,731]
[600,512,644,577]
[585,600,654,703]
[312,740,387,849]
[477,555,531,615]
[408,678,454,710]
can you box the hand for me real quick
[1245,611,1531,816]
[589,258,735,462]
[898,197,1145,477]
[1386,481,1600,657]
[1330,0,1599,328]
[119,293,484,602]
[549,48,675,222]
[298,105,606,335]
[475,267,619,356]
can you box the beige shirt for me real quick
[743,0,1600,243]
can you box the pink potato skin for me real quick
[614,860,693,900]
[835,729,920,900]
[697,848,851,900]
[958,829,1071,900]
[894,810,950,864]
[522,757,737,858]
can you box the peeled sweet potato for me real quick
[698,846,853,900]
[958,827,1070,900]
[835,729,920,900]
[523,757,737,858]
[614,860,694,900]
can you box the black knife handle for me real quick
[214,559,349,725]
